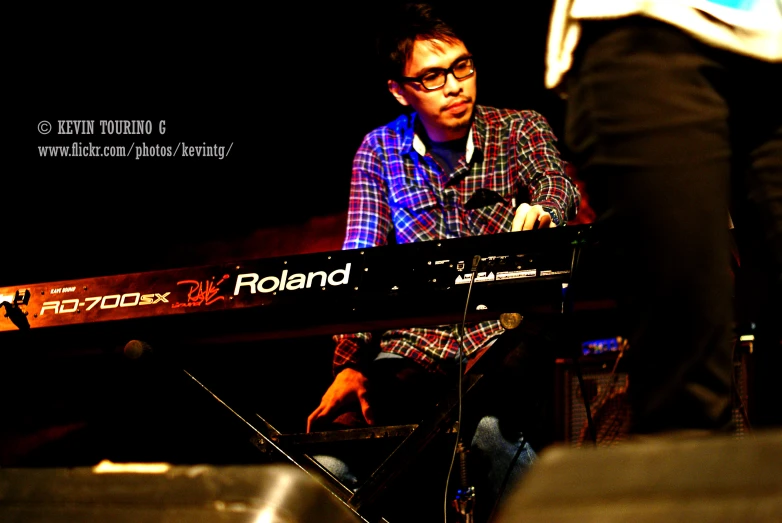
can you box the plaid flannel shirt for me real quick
[333,105,580,375]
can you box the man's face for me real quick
[389,38,476,142]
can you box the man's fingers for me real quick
[513,204,556,230]
[537,212,552,229]
[362,405,375,425]
[520,208,540,230]
[307,404,332,433]
[524,213,539,230]
[306,409,321,433]
[358,392,374,425]
[511,203,531,232]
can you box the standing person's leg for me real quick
[563,16,735,434]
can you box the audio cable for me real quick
[444,254,481,523]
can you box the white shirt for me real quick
[545,0,782,90]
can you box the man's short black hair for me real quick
[375,3,468,81]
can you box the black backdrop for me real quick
[6,1,568,487]
[8,6,781,505]
[13,1,562,286]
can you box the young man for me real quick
[307,3,581,521]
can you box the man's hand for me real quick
[306,368,374,433]
[511,203,557,231]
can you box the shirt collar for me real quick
[406,107,483,163]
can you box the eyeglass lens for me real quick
[421,58,474,89]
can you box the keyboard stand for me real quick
[249,312,550,522]
[182,226,610,522]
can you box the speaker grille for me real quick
[558,345,752,446]
[565,361,632,447]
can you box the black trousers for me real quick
[563,16,782,433]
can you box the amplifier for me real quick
[555,347,632,447]
[555,337,754,446]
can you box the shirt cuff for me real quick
[541,205,562,226]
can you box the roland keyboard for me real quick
[0,224,612,347]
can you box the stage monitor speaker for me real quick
[0,462,363,523]
[555,350,632,447]
[555,345,752,446]
[495,428,782,522]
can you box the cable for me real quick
[562,231,599,445]
[485,433,526,522]
[443,254,480,523]
[576,338,630,447]
[731,335,753,437]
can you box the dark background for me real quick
[13,1,563,286]
[5,6,780,520]
[6,0,568,470]
[6,8,571,518]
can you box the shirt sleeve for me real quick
[517,111,581,225]
[331,134,393,375]
[332,332,375,375]
[343,134,394,250]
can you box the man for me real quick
[307,3,581,521]
[545,1,782,435]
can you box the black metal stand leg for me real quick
[572,358,598,445]
[124,340,373,522]
[562,229,598,446]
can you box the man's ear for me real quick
[388,80,410,107]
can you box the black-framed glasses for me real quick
[398,56,475,91]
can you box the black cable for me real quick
[577,338,629,446]
[486,433,527,522]
[443,254,480,523]
[573,358,597,445]
[563,231,598,445]
[487,228,594,515]
[731,337,753,437]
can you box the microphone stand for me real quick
[452,439,475,522]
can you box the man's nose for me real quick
[443,71,462,94]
